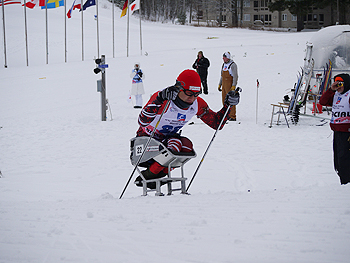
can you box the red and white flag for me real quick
[22,0,45,9]
[67,0,82,18]
[1,0,21,6]
[130,0,139,14]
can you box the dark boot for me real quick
[134,168,167,189]
[203,83,208,94]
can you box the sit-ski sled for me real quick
[130,136,197,196]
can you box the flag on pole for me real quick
[0,0,21,6]
[120,0,128,17]
[23,0,45,8]
[40,0,64,9]
[82,0,95,10]
[67,0,81,18]
[130,0,139,14]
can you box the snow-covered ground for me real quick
[1,2,349,262]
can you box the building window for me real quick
[282,14,287,21]
[244,14,251,21]
[319,14,324,22]
[264,14,271,24]
[260,0,270,10]
[313,14,317,21]
[307,14,312,21]
[254,1,259,8]
[243,0,250,8]
[222,15,227,22]
[291,15,297,21]
[254,14,259,21]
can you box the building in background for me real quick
[190,0,348,31]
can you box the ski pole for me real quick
[186,88,242,192]
[119,99,171,199]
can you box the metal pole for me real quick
[101,55,106,121]
[186,87,242,192]
[64,0,67,63]
[112,0,115,58]
[23,0,29,66]
[256,79,259,124]
[186,105,231,192]
[81,5,84,61]
[96,0,99,58]
[139,3,142,56]
[45,2,48,64]
[126,0,129,57]
[119,100,172,199]
[2,2,7,68]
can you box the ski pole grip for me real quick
[235,87,242,94]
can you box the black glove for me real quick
[157,85,181,102]
[224,90,240,106]
[137,71,143,78]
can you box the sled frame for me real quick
[130,137,196,196]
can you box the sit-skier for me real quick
[134,69,240,189]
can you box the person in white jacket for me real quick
[130,63,145,108]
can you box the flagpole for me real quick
[139,1,142,56]
[96,0,99,58]
[126,0,129,57]
[81,3,84,61]
[1,1,7,68]
[64,0,67,63]
[112,0,114,58]
[45,1,48,64]
[23,0,29,66]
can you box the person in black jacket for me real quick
[192,51,210,94]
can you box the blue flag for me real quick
[41,0,64,9]
[82,0,95,10]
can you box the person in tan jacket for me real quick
[218,52,238,121]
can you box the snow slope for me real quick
[1,1,349,262]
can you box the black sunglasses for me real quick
[183,89,201,97]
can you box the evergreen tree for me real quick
[269,0,317,31]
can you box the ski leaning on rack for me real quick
[288,44,315,124]
[319,59,332,96]
[288,71,303,116]
[300,58,315,106]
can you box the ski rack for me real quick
[287,43,316,124]
[130,137,197,196]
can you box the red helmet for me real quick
[176,69,202,92]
